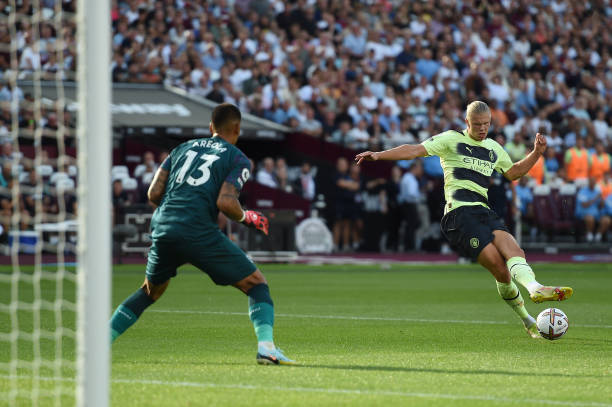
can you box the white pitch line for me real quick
[3,375,612,407]
[151,309,612,329]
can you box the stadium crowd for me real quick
[109,0,612,246]
[1,0,612,250]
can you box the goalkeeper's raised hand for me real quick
[241,210,269,235]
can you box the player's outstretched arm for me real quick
[147,167,169,207]
[504,133,546,181]
[217,182,269,235]
[355,144,428,165]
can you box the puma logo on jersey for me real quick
[465,146,473,154]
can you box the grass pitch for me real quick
[2,262,612,406]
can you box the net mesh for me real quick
[0,1,79,405]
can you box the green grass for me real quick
[2,263,612,406]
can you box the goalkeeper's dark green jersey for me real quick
[150,136,251,240]
[421,129,513,215]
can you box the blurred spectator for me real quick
[592,110,610,145]
[134,151,158,181]
[342,21,367,58]
[515,172,534,211]
[526,154,545,185]
[348,164,365,250]
[575,177,609,243]
[276,164,291,193]
[398,160,423,251]
[112,179,131,225]
[293,161,315,201]
[0,143,20,166]
[328,120,352,147]
[603,192,612,232]
[206,80,225,104]
[489,170,513,226]
[565,137,589,183]
[384,165,402,252]
[297,106,323,138]
[545,130,564,153]
[367,113,384,150]
[332,157,360,252]
[599,172,612,200]
[0,83,24,103]
[360,174,387,252]
[589,142,610,183]
[544,148,560,176]
[256,157,277,188]
[346,119,370,150]
[274,157,291,193]
[505,132,527,163]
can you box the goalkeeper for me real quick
[355,100,573,338]
[110,103,294,364]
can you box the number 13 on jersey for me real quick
[175,150,220,186]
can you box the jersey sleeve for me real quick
[225,152,252,191]
[494,144,513,174]
[161,154,171,171]
[421,132,450,157]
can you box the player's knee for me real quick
[148,290,164,301]
[234,270,267,293]
[141,279,169,301]
[496,268,511,283]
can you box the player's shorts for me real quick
[440,205,509,261]
[145,229,257,286]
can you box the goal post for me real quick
[76,0,111,406]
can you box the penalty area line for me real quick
[2,375,611,407]
[150,309,612,329]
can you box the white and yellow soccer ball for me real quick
[536,308,569,340]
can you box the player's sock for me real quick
[110,288,155,343]
[247,283,274,347]
[507,256,542,295]
[496,280,532,325]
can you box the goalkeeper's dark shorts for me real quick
[440,205,510,262]
[145,229,257,286]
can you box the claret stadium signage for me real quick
[111,103,192,117]
[17,81,288,139]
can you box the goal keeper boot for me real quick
[256,347,296,366]
[530,286,573,304]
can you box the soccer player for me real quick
[355,101,573,338]
[109,103,295,365]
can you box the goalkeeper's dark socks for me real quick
[247,283,274,344]
[110,288,155,343]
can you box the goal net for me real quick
[0,1,110,406]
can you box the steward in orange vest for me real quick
[564,138,589,181]
[527,155,545,184]
[589,142,611,182]
[599,172,612,199]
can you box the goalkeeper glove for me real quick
[241,210,269,235]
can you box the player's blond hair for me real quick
[466,101,491,118]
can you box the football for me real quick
[536,308,569,340]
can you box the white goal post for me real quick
[76,0,111,406]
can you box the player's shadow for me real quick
[294,364,604,379]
